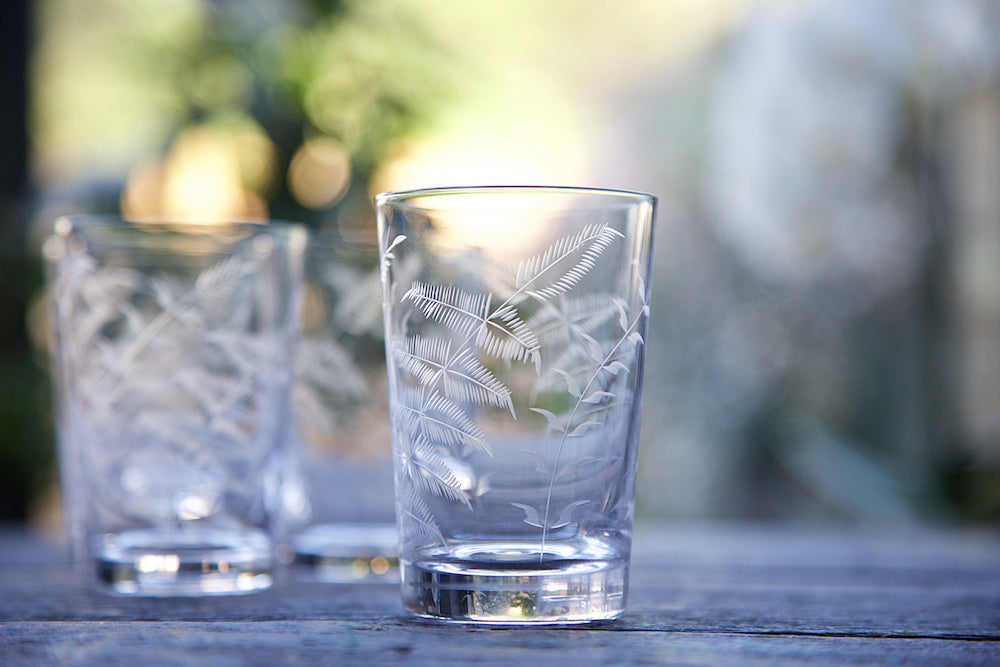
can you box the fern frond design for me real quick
[61,261,143,350]
[405,282,541,367]
[477,304,541,369]
[100,255,253,396]
[406,435,473,510]
[528,296,623,397]
[393,337,453,384]
[511,223,624,303]
[393,338,514,416]
[68,254,257,428]
[63,246,289,527]
[380,234,407,287]
[511,499,589,530]
[153,254,249,328]
[294,336,369,438]
[297,338,369,401]
[382,222,637,547]
[172,339,261,457]
[398,482,446,547]
[536,297,649,557]
[554,456,610,480]
[316,259,386,337]
[404,282,492,343]
[442,348,516,417]
[529,401,625,436]
[527,295,620,345]
[394,387,491,454]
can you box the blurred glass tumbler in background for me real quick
[377,186,656,623]
[45,217,307,596]
[285,231,398,581]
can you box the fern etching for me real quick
[294,257,381,445]
[384,221,646,550]
[62,247,275,524]
[529,284,649,556]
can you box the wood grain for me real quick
[1,523,997,665]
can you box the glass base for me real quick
[401,540,628,624]
[92,528,273,596]
[292,523,399,582]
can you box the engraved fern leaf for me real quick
[535,297,649,555]
[103,254,252,394]
[511,223,624,303]
[393,338,514,416]
[63,249,279,525]
[380,234,407,287]
[394,387,491,454]
[406,435,473,510]
[404,282,491,337]
[528,295,622,397]
[527,295,621,345]
[294,337,369,438]
[383,222,631,545]
[404,282,540,367]
[480,304,541,369]
[294,256,377,439]
[398,482,446,547]
[511,499,588,530]
[324,262,384,337]
[60,259,142,354]
[151,253,249,328]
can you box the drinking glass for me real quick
[376,186,656,623]
[286,231,398,581]
[45,216,307,596]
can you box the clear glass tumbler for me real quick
[376,186,656,623]
[286,231,398,581]
[45,217,307,596]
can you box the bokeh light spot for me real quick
[288,137,352,210]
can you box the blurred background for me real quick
[1,0,997,531]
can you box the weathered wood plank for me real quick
[1,523,997,665]
[2,621,998,666]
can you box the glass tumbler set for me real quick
[45,186,655,624]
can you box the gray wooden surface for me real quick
[1,523,998,665]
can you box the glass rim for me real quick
[52,214,306,237]
[44,215,309,262]
[374,185,656,211]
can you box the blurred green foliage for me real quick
[2,0,459,522]
[33,0,458,230]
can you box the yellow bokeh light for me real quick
[230,123,279,196]
[121,120,277,223]
[120,158,166,220]
[161,126,245,221]
[288,137,352,210]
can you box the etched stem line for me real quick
[538,305,647,560]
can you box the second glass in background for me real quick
[285,231,398,581]
[46,217,306,596]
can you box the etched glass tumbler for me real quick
[45,217,307,596]
[286,231,398,581]
[377,186,656,623]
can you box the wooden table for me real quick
[1,523,997,665]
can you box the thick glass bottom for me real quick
[292,523,399,582]
[92,528,273,596]
[401,539,629,624]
